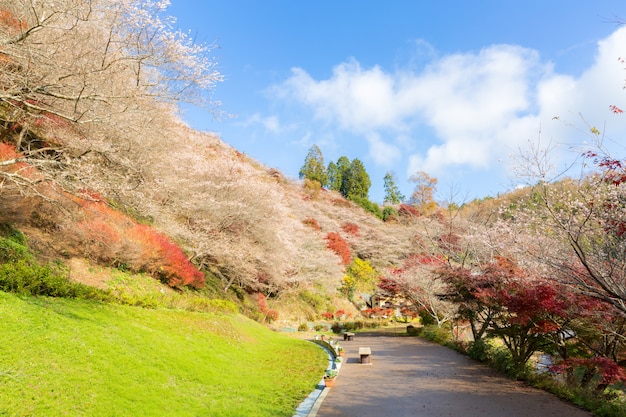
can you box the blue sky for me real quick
[168,1,626,204]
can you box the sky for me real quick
[167,1,626,204]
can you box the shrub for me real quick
[73,197,205,289]
[489,346,521,377]
[382,206,398,222]
[418,308,437,326]
[467,339,493,363]
[297,323,309,332]
[350,196,383,219]
[299,290,328,311]
[398,204,420,219]
[0,260,108,300]
[0,224,30,263]
[341,222,360,236]
[325,232,351,265]
[266,309,279,323]
[420,324,453,345]
[302,217,321,231]
[321,311,334,320]
[331,322,343,333]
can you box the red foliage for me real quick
[405,252,446,268]
[335,309,345,318]
[256,292,268,314]
[438,232,461,253]
[266,309,279,322]
[321,311,334,320]
[582,151,626,186]
[378,276,402,296]
[0,142,36,178]
[0,9,27,32]
[341,222,360,237]
[398,204,420,218]
[325,231,351,265]
[302,217,321,231]
[551,357,626,390]
[331,197,352,208]
[76,198,205,288]
[0,142,18,160]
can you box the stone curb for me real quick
[293,341,340,417]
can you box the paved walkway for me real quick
[311,328,592,417]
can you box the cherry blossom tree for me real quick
[0,0,222,194]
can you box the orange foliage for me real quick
[75,196,204,288]
[325,231,351,265]
[0,141,37,178]
[0,142,19,160]
[341,222,360,236]
[0,9,27,32]
[302,217,321,231]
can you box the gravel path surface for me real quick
[313,328,592,417]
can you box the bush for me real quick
[299,290,327,311]
[489,346,518,377]
[0,224,30,263]
[341,222,360,236]
[325,232,351,265]
[382,206,398,222]
[297,323,309,332]
[418,309,437,326]
[350,197,383,219]
[467,339,492,363]
[420,324,453,345]
[302,217,321,231]
[331,322,343,334]
[0,260,108,300]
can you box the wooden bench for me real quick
[359,347,372,364]
[343,332,355,341]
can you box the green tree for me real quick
[326,161,338,190]
[299,145,328,185]
[345,159,371,200]
[335,156,352,194]
[383,171,405,204]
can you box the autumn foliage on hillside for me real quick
[325,231,351,265]
[74,194,204,288]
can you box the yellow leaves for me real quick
[590,127,601,136]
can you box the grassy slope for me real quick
[0,292,327,417]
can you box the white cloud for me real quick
[365,132,401,166]
[275,27,626,178]
[241,113,282,133]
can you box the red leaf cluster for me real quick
[398,204,420,218]
[0,9,27,32]
[321,311,334,320]
[302,217,321,231]
[75,197,204,288]
[341,222,360,236]
[256,292,268,313]
[325,231,351,265]
[551,357,626,387]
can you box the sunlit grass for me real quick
[0,292,326,416]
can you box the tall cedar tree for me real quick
[383,171,405,204]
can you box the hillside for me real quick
[0,1,455,321]
[1,3,626,416]
[0,291,326,416]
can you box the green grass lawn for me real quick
[0,292,327,416]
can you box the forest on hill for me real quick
[1,1,626,415]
